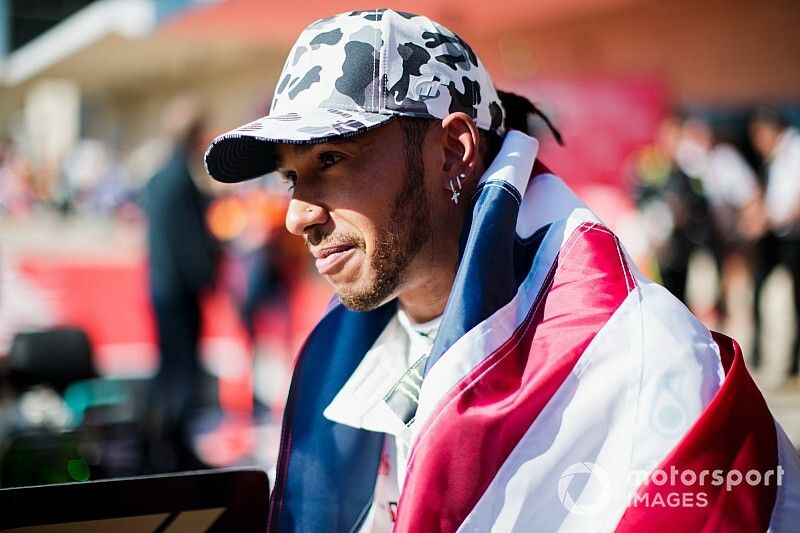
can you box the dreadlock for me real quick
[398,90,563,171]
[497,90,563,144]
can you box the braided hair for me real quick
[476,90,563,168]
[399,90,563,171]
[497,90,562,145]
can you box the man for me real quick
[205,9,800,532]
[632,115,711,306]
[144,97,218,472]
[749,108,800,380]
[673,117,760,323]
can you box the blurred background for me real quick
[0,0,798,487]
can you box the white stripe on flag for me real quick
[515,173,592,240]
[477,132,537,195]
[457,278,724,532]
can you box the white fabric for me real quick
[322,313,410,438]
[516,172,591,240]
[457,274,725,532]
[397,309,442,368]
[360,436,401,533]
[477,131,537,202]
[764,128,800,229]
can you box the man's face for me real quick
[277,120,432,311]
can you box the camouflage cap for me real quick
[205,8,505,183]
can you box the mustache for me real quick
[306,228,365,250]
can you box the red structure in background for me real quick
[13,254,331,410]
[17,256,157,374]
[158,0,637,51]
[502,77,666,191]
[502,76,666,264]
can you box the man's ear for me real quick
[438,112,481,191]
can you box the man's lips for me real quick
[313,245,357,275]
[313,244,354,259]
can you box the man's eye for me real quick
[281,172,297,191]
[320,152,343,168]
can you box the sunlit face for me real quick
[277,120,432,311]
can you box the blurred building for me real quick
[1,0,798,193]
[1,1,276,190]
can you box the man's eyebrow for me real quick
[292,143,316,155]
[274,143,315,170]
[326,135,368,149]
[275,137,365,169]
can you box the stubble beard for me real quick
[336,157,432,312]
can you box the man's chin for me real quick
[336,291,387,312]
[334,282,399,313]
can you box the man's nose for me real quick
[285,198,328,236]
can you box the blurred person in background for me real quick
[205,182,297,417]
[204,10,798,531]
[208,183,294,343]
[241,217,291,332]
[749,108,800,381]
[0,136,35,217]
[633,114,711,305]
[141,95,219,472]
[676,118,759,325]
[61,139,134,216]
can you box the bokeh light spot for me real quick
[67,458,90,482]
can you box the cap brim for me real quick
[205,108,394,183]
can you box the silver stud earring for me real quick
[450,173,466,204]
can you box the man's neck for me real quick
[396,154,511,324]
[397,267,453,323]
[396,204,465,324]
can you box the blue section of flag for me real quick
[270,301,397,532]
[426,181,547,375]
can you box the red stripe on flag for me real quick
[395,223,636,532]
[615,332,778,531]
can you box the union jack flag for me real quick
[267,132,800,532]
